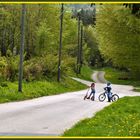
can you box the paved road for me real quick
[0,72,139,136]
[0,87,109,136]
[92,71,108,83]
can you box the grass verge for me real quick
[101,67,140,92]
[63,96,140,137]
[76,65,94,81]
[0,77,87,103]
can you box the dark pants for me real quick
[107,92,112,102]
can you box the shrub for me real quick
[61,55,76,76]
[42,54,58,78]
[0,82,8,87]
[0,57,8,80]
[24,58,44,81]
[23,54,76,81]
[6,56,19,81]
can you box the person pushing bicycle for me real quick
[99,82,119,102]
[104,82,112,102]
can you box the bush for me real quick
[0,82,8,87]
[0,56,19,81]
[23,54,77,81]
[24,58,44,81]
[42,54,58,78]
[0,57,8,80]
[24,54,59,81]
[0,54,77,82]
[61,55,76,76]
[6,56,19,81]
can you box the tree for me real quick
[123,4,140,15]
[71,6,96,26]
[84,26,104,67]
[96,5,140,79]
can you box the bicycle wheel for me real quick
[111,94,119,102]
[98,93,106,102]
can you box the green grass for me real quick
[76,65,94,81]
[100,67,140,92]
[0,77,87,103]
[103,68,133,85]
[63,96,140,137]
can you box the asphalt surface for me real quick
[91,71,108,83]
[0,72,139,136]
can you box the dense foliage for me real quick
[96,5,140,79]
[0,4,92,82]
[84,26,104,67]
[1,4,140,82]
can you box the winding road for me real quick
[0,71,139,136]
[91,71,108,83]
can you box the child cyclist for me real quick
[87,82,96,101]
[104,82,112,102]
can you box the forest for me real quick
[0,4,140,95]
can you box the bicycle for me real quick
[98,89,119,102]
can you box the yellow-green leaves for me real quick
[96,5,140,79]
